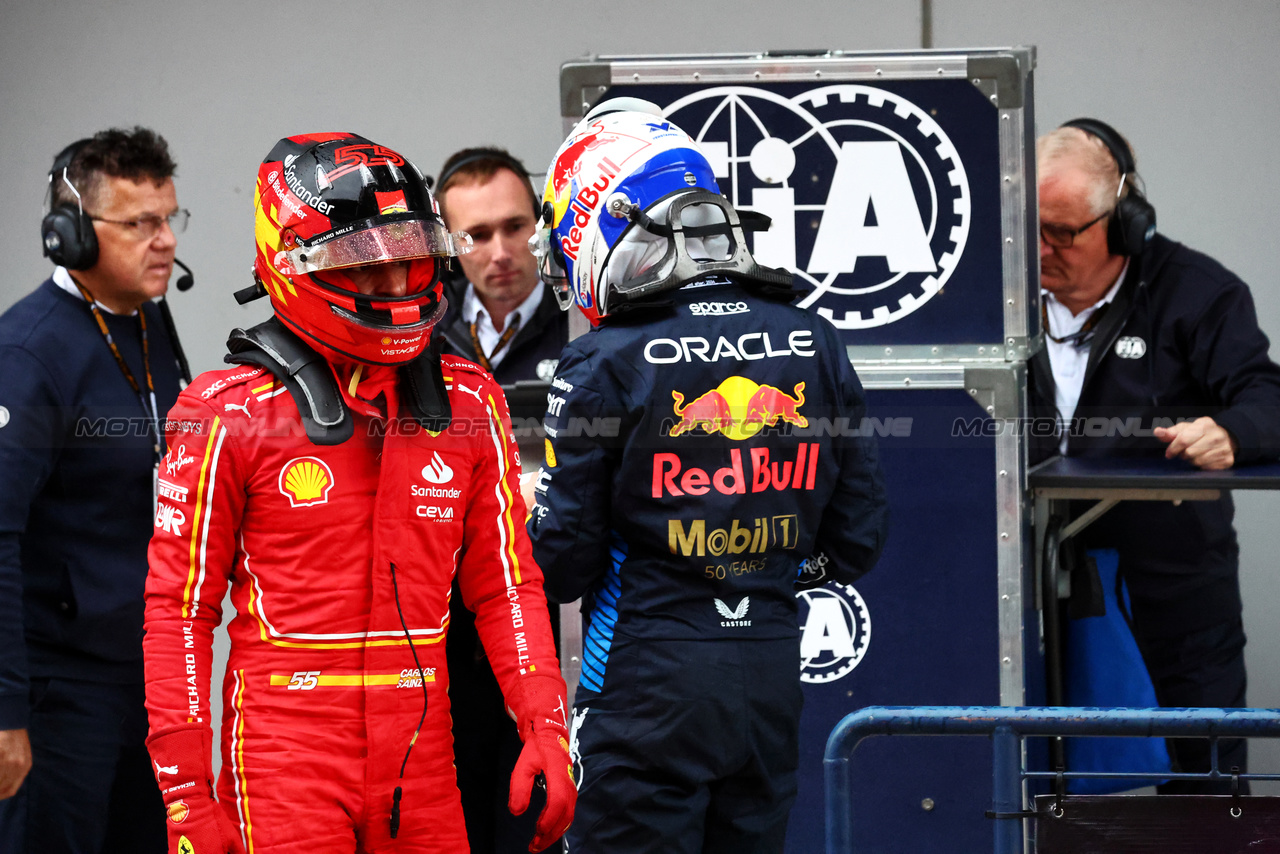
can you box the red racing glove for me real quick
[507,673,577,852]
[147,724,244,854]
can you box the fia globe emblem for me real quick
[662,85,970,328]
[797,582,871,683]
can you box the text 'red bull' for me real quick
[548,124,620,260]
[652,445,820,497]
[558,156,621,262]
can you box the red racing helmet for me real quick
[253,133,472,366]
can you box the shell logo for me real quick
[278,456,335,507]
[167,800,189,824]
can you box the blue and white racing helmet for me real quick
[531,99,790,325]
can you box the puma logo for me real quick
[224,397,252,419]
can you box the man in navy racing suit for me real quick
[525,100,889,854]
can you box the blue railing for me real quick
[823,705,1280,854]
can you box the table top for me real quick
[1029,456,1280,492]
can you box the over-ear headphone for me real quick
[1060,118,1157,257]
[41,138,99,270]
[433,149,540,220]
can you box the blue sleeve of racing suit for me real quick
[0,347,64,729]
[798,323,889,589]
[528,341,620,603]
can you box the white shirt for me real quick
[52,265,136,315]
[461,281,545,371]
[54,265,161,448]
[1043,261,1128,454]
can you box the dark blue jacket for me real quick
[437,276,568,384]
[528,280,888,690]
[0,279,183,729]
[1030,234,1280,634]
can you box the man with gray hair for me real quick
[1030,118,1280,793]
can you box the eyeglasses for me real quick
[1040,211,1107,249]
[90,209,190,240]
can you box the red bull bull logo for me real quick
[548,128,607,213]
[545,127,653,261]
[746,381,807,430]
[670,377,807,440]
[670,387,732,437]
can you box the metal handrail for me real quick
[823,705,1280,854]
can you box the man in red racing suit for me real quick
[142,133,573,854]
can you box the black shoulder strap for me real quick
[400,334,452,433]
[226,316,453,443]
[224,317,354,446]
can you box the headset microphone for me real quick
[173,258,194,292]
[158,260,195,383]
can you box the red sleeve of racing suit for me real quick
[143,390,246,737]
[453,369,566,723]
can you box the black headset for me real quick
[1060,118,1157,257]
[40,137,194,292]
[41,138,99,270]
[433,149,540,219]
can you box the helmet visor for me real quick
[529,226,574,311]
[288,218,472,274]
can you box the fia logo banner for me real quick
[662,85,971,329]
[796,582,871,683]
